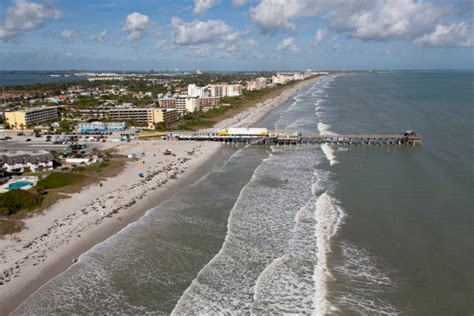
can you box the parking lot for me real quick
[0,140,69,152]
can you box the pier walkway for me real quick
[140,129,422,146]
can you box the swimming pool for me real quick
[8,181,33,190]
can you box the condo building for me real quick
[246,77,268,91]
[0,150,54,172]
[208,84,243,97]
[175,96,199,114]
[158,98,176,109]
[198,97,221,109]
[5,107,59,128]
[188,84,209,97]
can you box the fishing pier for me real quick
[139,128,422,146]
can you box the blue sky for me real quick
[0,0,473,70]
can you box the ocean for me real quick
[13,72,473,315]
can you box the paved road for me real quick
[0,141,69,152]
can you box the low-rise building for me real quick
[0,150,54,172]
[5,107,58,128]
[75,122,126,133]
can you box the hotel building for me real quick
[108,107,178,128]
[5,107,58,128]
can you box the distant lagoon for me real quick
[0,72,87,86]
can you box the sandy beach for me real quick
[0,77,321,315]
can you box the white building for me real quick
[246,77,268,91]
[0,151,54,172]
[188,84,209,97]
[208,84,243,97]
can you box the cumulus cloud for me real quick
[122,12,151,41]
[60,28,79,40]
[169,17,256,58]
[89,30,108,42]
[276,36,298,52]
[313,29,326,46]
[0,0,63,40]
[171,17,240,46]
[415,21,474,47]
[249,0,471,48]
[324,0,446,42]
[193,0,219,15]
[250,0,319,33]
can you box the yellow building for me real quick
[5,107,59,129]
[175,96,199,114]
[153,109,179,126]
[108,107,178,128]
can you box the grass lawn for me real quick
[35,172,86,190]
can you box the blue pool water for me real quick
[8,181,33,190]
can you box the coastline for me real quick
[0,76,322,315]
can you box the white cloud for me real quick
[169,17,256,58]
[60,28,79,40]
[276,36,298,52]
[313,29,326,46]
[122,12,151,41]
[250,0,319,33]
[415,21,474,47]
[324,0,446,42]
[232,0,247,6]
[0,0,63,40]
[171,17,240,46]
[193,0,219,15]
[89,30,108,42]
[127,30,143,41]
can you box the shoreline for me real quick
[0,76,322,315]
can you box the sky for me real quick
[0,0,473,71]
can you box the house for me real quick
[0,150,54,173]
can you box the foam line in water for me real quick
[320,144,338,166]
[332,242,399,314]
[317,122,334,135]
[312,193,346,315]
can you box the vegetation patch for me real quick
[0,190,43,217]
[35,172,87,190]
